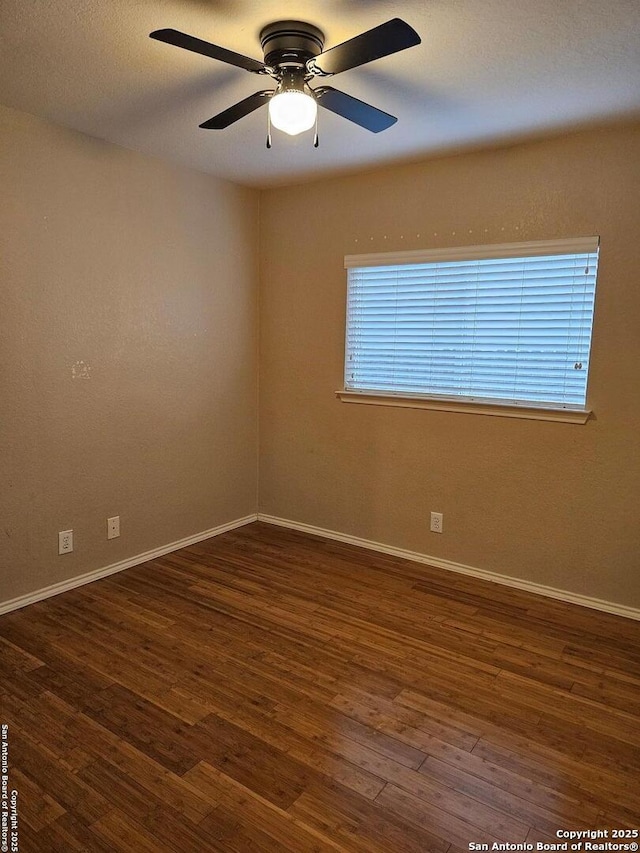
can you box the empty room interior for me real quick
[1,1,640,850]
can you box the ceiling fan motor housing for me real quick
[260,21,325,70]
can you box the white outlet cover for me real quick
[58,529,73,553]
[107,516,120,539]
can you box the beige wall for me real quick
[3,106,638,612]
[259,122,640,609]
[1,104,259,603]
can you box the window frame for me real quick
[339,237,599,424]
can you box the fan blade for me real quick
[309,19,420,76]
[315,87,396,132]
[199,90,273,129]
[150,29,266,73]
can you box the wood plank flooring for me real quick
[1,521,639,851]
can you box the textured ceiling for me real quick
[1,0,639,187]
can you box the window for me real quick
[343,237,599,415]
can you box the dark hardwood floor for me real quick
[1,521,639,851]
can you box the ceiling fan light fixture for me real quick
[269,90,317,135]
[151,18,420,139]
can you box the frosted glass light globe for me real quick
[269,91,317,136]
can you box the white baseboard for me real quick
[0,514,258,616]
[4,511,638,623]
[257,513,640,622]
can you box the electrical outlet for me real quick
[107,516,120,540]
[430,512,443,534]
[58,529,73,554]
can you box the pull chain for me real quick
[266,109,272,149]
[313,110,319,148]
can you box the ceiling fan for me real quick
[150,19,421,146]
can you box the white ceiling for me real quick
[1,1,639,188]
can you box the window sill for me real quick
[335,391,591,424]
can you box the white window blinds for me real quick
[344,238,599,409]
